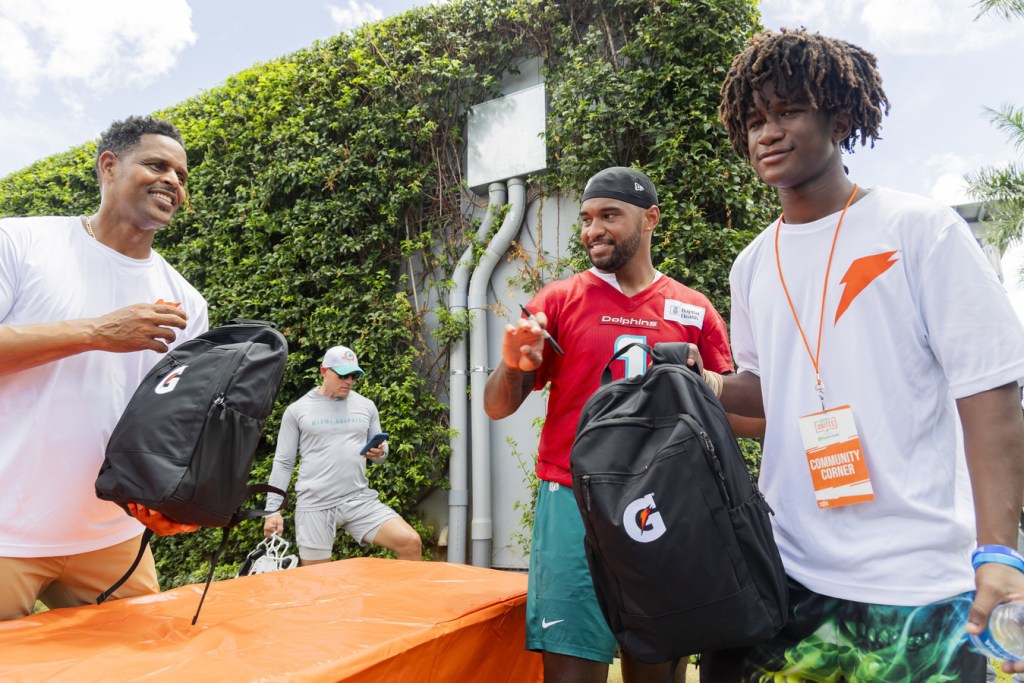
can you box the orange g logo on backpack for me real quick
[155,365,188,394]
[623,493,666,543]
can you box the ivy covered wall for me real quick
[0,0,774,584]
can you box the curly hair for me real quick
[95,115,184,175]
[718,29,889,159]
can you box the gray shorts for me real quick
[294,491,399,561]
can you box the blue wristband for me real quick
[972,544,1024,573]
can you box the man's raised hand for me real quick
[91,302,188,353]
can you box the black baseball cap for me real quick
[580,167,658,209]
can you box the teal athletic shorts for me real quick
[525,481,618,663]
[699,576,986,682]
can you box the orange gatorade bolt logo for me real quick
[835,251,898,324]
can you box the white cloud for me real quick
[923,152,974,205]
[760,0,1024,55]
[759,0,862,33]
[0,17,42,101]
[859,0,951,48]
[922,148,1020,207]
[928,172,972,206]
[0,0,196,105]
[326,0,384,30]
[858,0,1014,54]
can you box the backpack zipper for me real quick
[152,355,182,377]
[209,341,253,418]
[681,415,732,509]
[754,483,775,515]
[699,429,729,501]
[699,430,715,455]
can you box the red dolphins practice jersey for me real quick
[528,271,733,486]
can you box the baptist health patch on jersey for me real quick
[664,299,705,328]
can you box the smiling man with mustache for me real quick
[0,116,208,620]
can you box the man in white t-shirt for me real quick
[0,116,209,620]
[692,30,1024,681]
[262,345,421,563]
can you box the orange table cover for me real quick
[0,558,542,682]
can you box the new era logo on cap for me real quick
[580,166,659,209]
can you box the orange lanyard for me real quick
[774,185,858,410]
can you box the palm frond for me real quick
[966,163,1024,251]
[983,104,1024,152]
[973,0,1024,20]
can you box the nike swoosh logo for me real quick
[541,618,564,629]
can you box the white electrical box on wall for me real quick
[466,83,547,192]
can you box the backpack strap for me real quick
[98,486,288,621]
[599,342,654,386]
[228,483,289,527]
[191,485,288,624]
[665,657,682,683]
[192,526,230,625]
[96,528,155,604]
[598,341,701,386]
[650,341,700,369]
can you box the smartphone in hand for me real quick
[360,431,389,456]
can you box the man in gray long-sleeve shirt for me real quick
[263,345,422,563]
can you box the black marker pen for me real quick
[519,304,564,356]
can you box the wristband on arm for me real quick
[701,369,724,398]
[972,544,1024,573]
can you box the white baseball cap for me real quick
[322,345,364,377]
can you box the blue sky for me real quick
[1,0,1022,303]
[760,0,1024,313]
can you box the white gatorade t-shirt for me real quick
[730,187,1024,605]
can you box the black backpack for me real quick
[95,319,289,623]
[570,342,788,669]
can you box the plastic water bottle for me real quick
[972,601,1024,662]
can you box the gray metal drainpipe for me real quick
[447,182,507,565]
[467,177,527,567]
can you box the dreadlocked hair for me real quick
[718,28,890,159]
